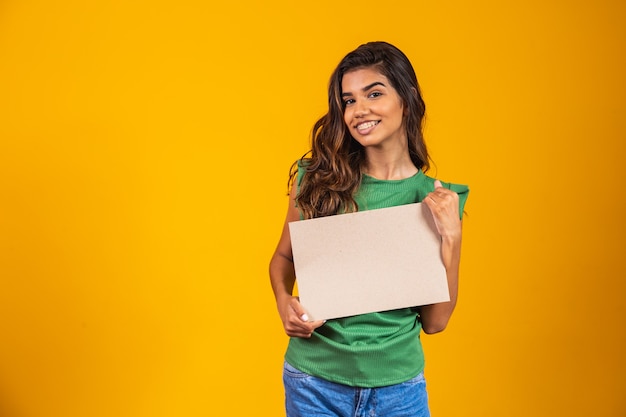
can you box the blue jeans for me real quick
[283,361,430,417]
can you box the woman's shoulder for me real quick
[296,158,312,169]
[293,158,312,188]
[422,172,469,195]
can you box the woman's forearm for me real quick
[419,233,462,334]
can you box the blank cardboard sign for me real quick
[289,203,449,321]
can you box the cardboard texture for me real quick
[289,203,450,321]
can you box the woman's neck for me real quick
[362,147,418,180]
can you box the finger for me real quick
[310,319,326,329]
[287,315,312,334]
[285,320,312,336]
[431,185,457,201]
[286,321,315,337]
[289,298,309,322]
[287,319,326,338]
[286,303,319,337]
[291,331,314,338]
[286,328,313,338]
[425,189,444,205]
[427,180,449,204]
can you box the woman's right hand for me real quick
[270,181,325,338]
[278,296,325,338]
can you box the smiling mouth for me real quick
[356,120,379,132]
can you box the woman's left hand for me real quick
[420,179,463,333]
[423,180,461,240]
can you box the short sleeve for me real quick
[294,159,313,200]
[296,159,308,193]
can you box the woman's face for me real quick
[341,67,406,149]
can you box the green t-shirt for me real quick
[285,163,469,388]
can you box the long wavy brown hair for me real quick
[290,41,429,219]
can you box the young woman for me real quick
[269,41,469,417]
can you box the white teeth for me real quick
[357,121,379,131]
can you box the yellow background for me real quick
[1,1,625,416]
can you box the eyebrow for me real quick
[341,81,386,97]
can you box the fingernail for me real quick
[301,313,309,321]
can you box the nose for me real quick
[354,100,369,118]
